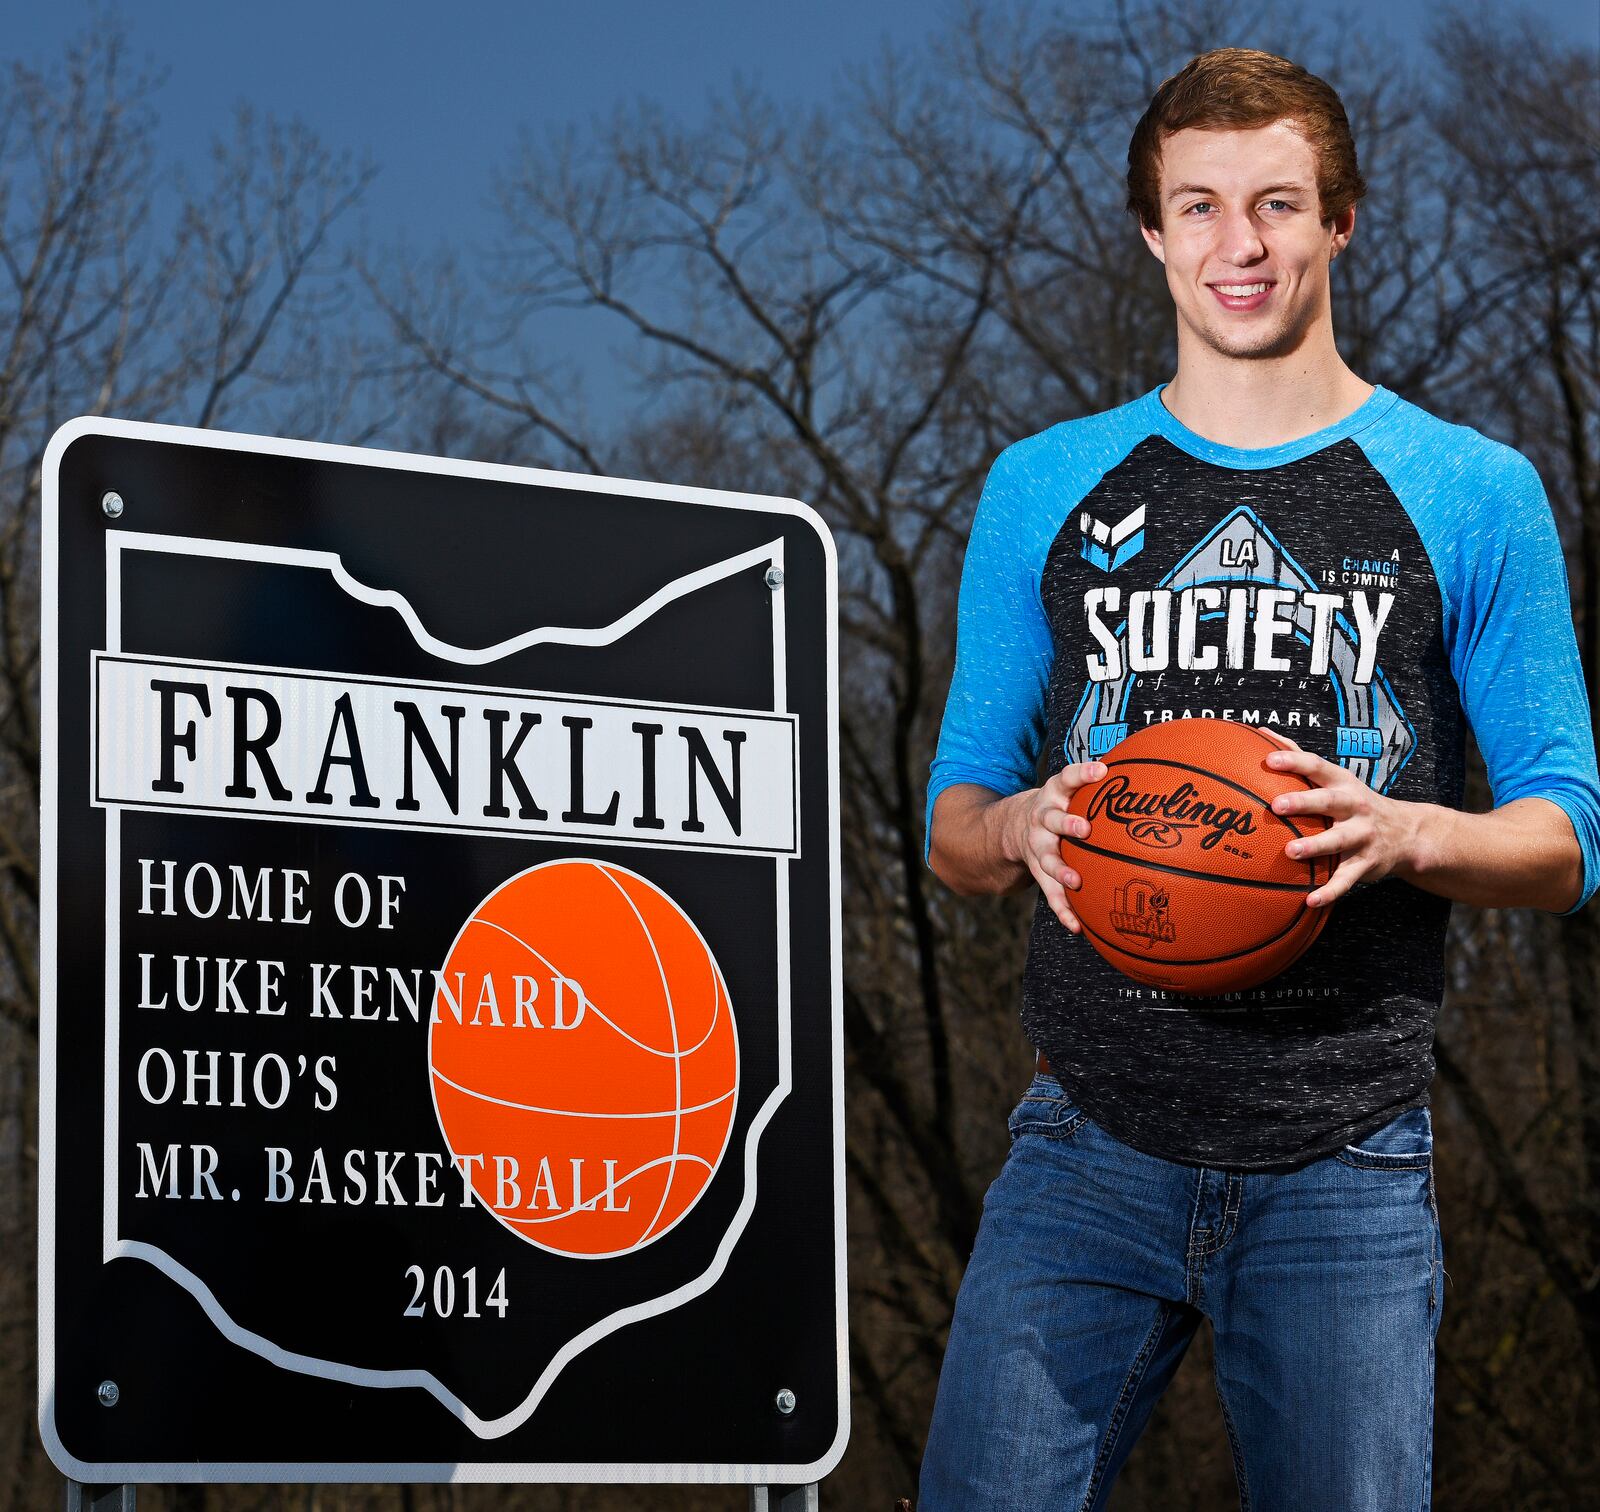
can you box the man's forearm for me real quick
[1396,796,1585,912]
[928,784,1037,896]
[935,780,1586,913]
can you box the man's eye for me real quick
[1184,199,1296,215]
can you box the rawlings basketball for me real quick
[1062,720,1335,994]
[429,859,738,1259]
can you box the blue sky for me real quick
[7,1,1596,438]
[11,3,1589,241]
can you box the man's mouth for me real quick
[1208,281,1275,311]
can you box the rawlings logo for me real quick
[1125,817,1182,850]
[1086,773,1256,851]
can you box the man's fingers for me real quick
[1050,759,1107,794]
[1042,810,1090,839]
[1283,821,1353,860]
[1037,870,1083,933]
[1029,842,1080,890]
[1033,830,1088,883]
[1027,762,1104,935]
[1264,747,1316,773]
[1265,746,1342,782]
[1273,785,1357,820]
[1028,853,1084,933]
[1308,854,1367,907]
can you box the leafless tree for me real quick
[0,24,374,1511]
[367,3,1599,1507]
[3,2,1595,1509]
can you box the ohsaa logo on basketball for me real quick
[430,859,738,1259]
[1111,877,1176,949]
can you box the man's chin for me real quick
[1195,318,1298,362]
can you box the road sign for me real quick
[38,419,847,1486]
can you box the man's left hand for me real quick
[1256,730,1421,908]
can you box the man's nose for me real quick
[1215,206,1267,264]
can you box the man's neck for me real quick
[1159,344,1375,451]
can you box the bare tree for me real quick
[366,4,1599,1507]
[3,2,1594,1508]
[1406,11,1600,1504]
[0,24,374,1511]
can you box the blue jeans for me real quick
[917,1069,1444,1511]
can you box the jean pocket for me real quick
[1335,1104,1433,1170]
[1006,1073,1091,1145]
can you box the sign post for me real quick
[39,419,847,1493]
[65,1486,136,1512]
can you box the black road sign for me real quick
[38,419,846,1484]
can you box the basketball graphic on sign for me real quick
[429,859,739,1259]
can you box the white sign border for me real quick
[38,416,848,1486]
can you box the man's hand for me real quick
[1010,759,1109,934]
[1257,730,1419,908]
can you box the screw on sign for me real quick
[38,419,847,1497]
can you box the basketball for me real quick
[428,859,738,1258]
[1062,721,1335,994]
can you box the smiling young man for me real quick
[914,47,1600,1512]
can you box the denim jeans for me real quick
[916,1068,1444,1511]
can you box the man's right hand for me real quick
[1008,760,1108,935]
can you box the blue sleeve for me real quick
[924,447,1055,865]
[1449,452,1600,913]
[1361,413,1600,914]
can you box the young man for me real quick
[915,47,1600,1512]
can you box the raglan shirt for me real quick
[927,383,1600,1171]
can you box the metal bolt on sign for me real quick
[96,1381,119,1407]
[101,492,123,518]
[748,1392,814,1509]
[765,566,784,589]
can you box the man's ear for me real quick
[1140,218,1167,266]
[1329,203,1356,261]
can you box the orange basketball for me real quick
[1062,720,1335,994]
[428,859,738,1258]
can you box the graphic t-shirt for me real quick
[926,382,1600,1170]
